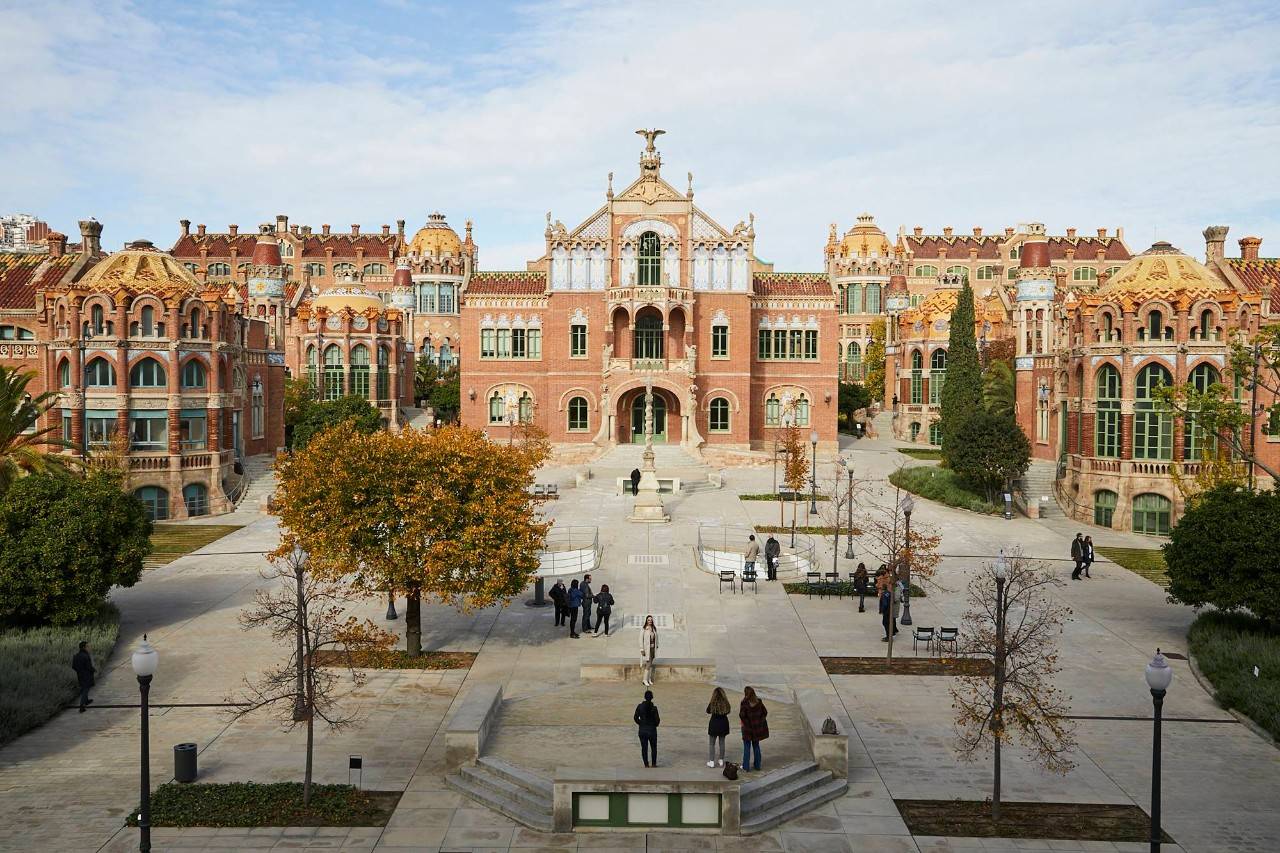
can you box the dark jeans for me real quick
[1083,558,1093,578]
[569,606,579,635]
[595,609,611,635]
[553,603,565,626]
[78,684,91,709]
[1071,558,1083,579]
[632,480,640,495]
[639,729,657,766]
[882,611,898,637]
[742,739,761,771]
[766,557,778,581]
[581,599,592,631]
[857,590,867,611]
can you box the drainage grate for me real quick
[626,613,674,629]
[629,554,670,566]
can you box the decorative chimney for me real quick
[351,224,360,236]
[1066,228,1077,239]
[1203,225,1229,263]
[228,224,238,237]
[942,226,954,237]
[1240,236,1262,261]
[78,219,103,256]
[1004,227,1015,237]
[973,227,983,237]
[197,224,206,237]
[322,224,331,236]
[1096,227,1107,238]
[396,219,406,242]
[179,219,191,236]
[913,226,923,237]
[275,214,288,234]
[46,232,67,258]
[381,224,391,237]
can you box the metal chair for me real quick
[533,484,546,497]
[720,570,737,594]
[741,567,759,594]
[806,571,822,598]
[824,571,841,597]
[937,626,959,656]
[912,626,935,656]
[546,484,559,499]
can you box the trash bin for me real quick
[174,742,198,783]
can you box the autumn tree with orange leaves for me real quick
[273,422,550,655]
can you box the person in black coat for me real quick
[764,536,781,581]
[549,579,567,627]
[630,468,642,496]
[706,687,731,767]
[593,584,616,636]
[634,689,661,767]
[72,641,96,712]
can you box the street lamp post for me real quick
[808,430,819,514]
[899,494,915,626]
[1145,649,1173,852]
[290,544,308,722]
[131,635,159,853]
[992,551,1008,819]
[506,410,515,447]
[844,460,855,559]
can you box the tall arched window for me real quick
[794,394,810,427]
[1184,363,1221,458]
[135,486,169,521]
[709,397,730,432]
[518,392,533,423]
[1132,493,1172,535]
[376,346,391,400]
[1100,312,1116,343]
[438,341,453,369]
[89,304,106,335]
[928,349,947,405]
[634,313,664,360]
[864,283,882,314]
[1095,365,1121,457]
[305,346,318,387]
[928,422,941,446]
[187,307,203,338]
[323,345,344,400]
[1094,490,1118,527]
[183,483,209,517]
[130,358,166,388]
[85,357,115,387]
[910,350,924,405]
[765,393,781,426]
[488,392,504,424]
[1197,309,1215,340]
[567,396,589,432]
[1145,309,1164,340]
[131,306,157,337]
[251,378,265,439]
[58,359,71,387]
[180,359,206,389]
[1134,363,1172,460]
[637,231,661,286]
[845,341,862,381]
[350,344,371,398]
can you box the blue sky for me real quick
[2,0,1278,270]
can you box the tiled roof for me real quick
[171,232,398,260]
[1047,237,1131,262]
[466,271,546,295]
[904,234,1130,262]
[0,252,78,308]
[1224,258,1280,303]
[752,272,833,297]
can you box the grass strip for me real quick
[313,649,475,670]
[1095,547,1169,588]
[888,466,998,514]
[896,799,1172,842]
[1188,611,1280,741]
[128,782,400,827]
[146,524,244,569]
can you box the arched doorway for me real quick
[631,393,667,442]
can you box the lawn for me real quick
[0,603,120,745]
[897,447,944,460]
[1095,547,1168,588]
[129,782,400,827]
[1188,611,1280,742]
[146,524,244,569]
[888,466,998,514]
[739,492,830,502]
[896,800,1171,842]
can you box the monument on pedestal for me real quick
[629,378,670,524]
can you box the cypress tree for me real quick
[938,281,984,461]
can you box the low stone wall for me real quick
[444,682,504,771]
[580,658,717,683]
[793,689,848,779]
[553,767,740,833]
[614,476,682,495]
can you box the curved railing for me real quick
[695,522,815,578]
[538,525,600,576]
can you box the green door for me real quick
[631,394,667,443]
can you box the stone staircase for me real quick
[739,761,848,834]
[446,757,553,832]
[400,406,434,429]
[1019,460,1064,519]
[234,453,277,509]
[586,444,713,493]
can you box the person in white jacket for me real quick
[640,615,659,686]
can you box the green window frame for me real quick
[945,265,969,281]
[322,345,344,400]
[496,328,511,359]
[129,410,167,451]
[846,283,862,313]
[1094,490,1117,527]
[637,231,661,286]
[789,329,803,360]
[183,483,209,517]
[1095,365,1121,457]
[179,409,207,451]
[1132,492,1172,535]
[480,328,495,359]
[634,315,664,360]
[135,486,169,521]
[709,397,730,432]
[803,329,818,360]
[571,324,587,358]
[518,394,533,423]
[929,349,947,405]
[928,422,941,446]
[129,358,166,388]
[795,396,810,427]
[1073,267,1098,281]
[180,359,206,389]
[512,328,527,359]
[567,396,588,432]
[765,395,781,426]
[757,329,771,360]
[488,394,504,424]
[350,345,371,398]
[1184,363,1220,458]
[86,411,116,447]
[1134,364,1172,460]
[438,283,456,314]
[910,350,923,405]
[914,265,938,277]
[773,329,787,358]
[712,325,728,358]
[865,283,882,313]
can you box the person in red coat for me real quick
[738,686,769,772]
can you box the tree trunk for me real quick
[406,586,422,656]
[992,728,1001,821]
[886,582,895,663]
[303,677,314,807]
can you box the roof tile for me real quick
[753,272,833,296]
[466,271,546,295]
[0,252,77,309]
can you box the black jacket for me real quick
[549,584,567,605]
[633,700,660,731]
[595,591,615,613]
[72,650,95,688]
[764,538,781,559]
[707,704,730,737]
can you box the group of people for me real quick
[1070,533,1097,580]
[548,574,616,638]
[743,534,782,581]
[633,685,770,771]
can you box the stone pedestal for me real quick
[629,444,669,523]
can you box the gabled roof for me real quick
[0,252,80,309]
[902,233,1130,262]
[1047,236,1130,262]
[466,271,546,295]
[753,272,832,297]
[171,231,399,260]
[1223,257,1280,303]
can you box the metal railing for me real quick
[695,522,815,576]
[539,525,600,575]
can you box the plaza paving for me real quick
[0,415,1276,852]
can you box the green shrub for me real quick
[739,492,830,502]
[897,448,944,460]
[0,471,151,626]
[889,466,998,514]
[129,782,400,827]
[0,603,119,745]
[946,410,1030,500]
[1188,611,1280,741]
[783,580,925,598]
[290,395,382,451]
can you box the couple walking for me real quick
[1070,533,1096,580]
[549,575,616,638]
[633,685,770,772]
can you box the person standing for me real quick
[706,687,731,767]
[1083,535,1095,578]
[630,467,642,496]
[550,579,567,627]
[634,689,661,767]
[764,535,781,581]
[853,563,870,612]
[744,535,760,578]
[580,574,594,632]
[640,615,659,685]
[72,641,95,713]
[593,584,615,636]
[567,579,583,638]
[1070,532,1085,580]
[878,583,899,641]
[738,686,769,772]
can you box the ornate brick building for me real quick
[458,132,839,453]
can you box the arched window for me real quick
[182,262,198,274]
[377,346,391,400]
[280,242,295,258]
[362,262,387,276]
[305,262,326,277]
[910,421,921,441]
[845,341,863,381]
[130,358,166,388]
[135,486,169,521]
[1051,266,1066,276]
[251,378,265,439]
[634,313,664,361]
[187,307,203,338]
[1009,245,1022,261]
[183,483,209,517]
[910,350,924,405]
[765,393,781,426]
[1106,266,1124,277]
[794,394,810,427]
[1095,365,1121,457]
[333,262,356,279]
[976,266,996,280]
[323,345,344,400]
[914,265,938,277]
[89,304,106,336]
[929,349,947,405]
[570,322,588,358]
[1197,309,1215,341]
[130,305,159,338]
[1072,267,1098,281]
[928,422,941,446]
[1132,493,1172,535]
[1145,309,1164,341]
[1100,312,1116,343]
[208,262,231,277]
[945,265,969,281]
[488,392,504,424]
[1184,363,1221,458]
[709,397,730,432]
[567,396,589,432]
[58,359,71,387]
[85,357,115,387]
[1094,490,1118,527]
[864,283,882,314]
[350,344,371,398]
[439,341,453,369]
[180,359,206,389]
[518,392,533,423]
[637,231,661,286]
[1134,363,1172,460]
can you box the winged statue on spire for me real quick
[636,128,666,152]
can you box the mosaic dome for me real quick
[1099,241,1229,302]
[77,240,200,297]
[409,212,461,257]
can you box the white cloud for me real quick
[3,0,1279,266]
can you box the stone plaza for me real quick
[0,417,1277,853]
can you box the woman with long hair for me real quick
[706,687,731,767]
[738,686,769,772]
[593,584,615,636]
[640,615,658,686]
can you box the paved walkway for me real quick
[0,420,1275,852]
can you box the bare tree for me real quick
[779,417,809,545]
[229,552,394,805]
[951,548,1075,820]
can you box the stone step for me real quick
[741,766,833,814]
[445,771,553,832]
[740,761,818,801]
[740,776,848,834]
[458,765,552,814]
[475,757,554,797]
